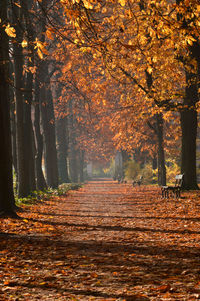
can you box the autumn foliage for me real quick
[1,1,200,299]
[0,0,200,210]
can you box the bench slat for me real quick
[161,174,184,198]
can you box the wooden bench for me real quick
[118,176,127,184]
[116,174,126,184]
[132,175,143,186]
[161,174,184,198]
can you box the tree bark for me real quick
[181,71,199,189]
[56,117,70,183]
[23,69,36,192]
[12,2,33,197]
[152,155,157,170]
[40,69,59,188]
[145,70,166,186]
[176,0,199,189]
[10,89,18,192]
[33,72,47,190]
[69,147,78,183]
[0,0,16,215]
[68,100,78,183]
[23,0,36,192]
[79,150,85,182]
[35,0,59,189]
[156,114,166,186]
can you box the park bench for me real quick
[116,174,123,183]
[118,176,127,184]
[132,175,143,186]
[161,174,184,199]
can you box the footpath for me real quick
[1,180,200,300]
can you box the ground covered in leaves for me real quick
[1,180,200,300]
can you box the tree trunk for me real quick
[10,89,18,193]
[79,150,85,182]
[181,72,199,189]
[176,0,199,189]
[0,0,16,215]
[33,73,47,190]
[181,109,198,189]
[152,155,157,170]
[156,113,166,186]
[56,117,70,183]
[40,70,59,188]
[34,0,59,189]
[23,71,36,192]
[145,70,166,186]
[23,0,36,192]
[12,3,32,197]
[69,147,78,183]
[68,100,78,183]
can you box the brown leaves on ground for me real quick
[1,180,200,300]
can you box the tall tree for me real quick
[12,0,36,196]
[37,0,59,188]
[68,99,79,182]
[58,0,199,189]
[56,116,70,183]
[12,1,28,197]
[176,0,200,189]
[23,0,36,192]
[0,0,16,215]
[34,70,47,190]
[39,64,59,188]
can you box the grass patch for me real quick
[15,183,82,206]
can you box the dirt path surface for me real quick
[1,180,200,300]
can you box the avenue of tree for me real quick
[0,0,200,215]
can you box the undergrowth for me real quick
[16,183,82,206]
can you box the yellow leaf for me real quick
[187,36,196,46]
[36,40,44,50]
[119,0,126,6]
[4,281,11,285]
[37,48,43,59]
[147,66,153,74]
[187,39,193,46]
[14,2,21,7]
[29,66,37,74]
[46,28,53,40]
[91,272,98,278]
[5,24,16,38]
[48,226,55,231]
[34,39,48,56]
[83,0,93,9]
[41,47,49,55]
[21,39,28,48]
[23,219,28,223]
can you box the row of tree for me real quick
[0,0,93,215]
[58,0,200,189]
[1,0,200,215]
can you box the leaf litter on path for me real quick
[0,180,200,300]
